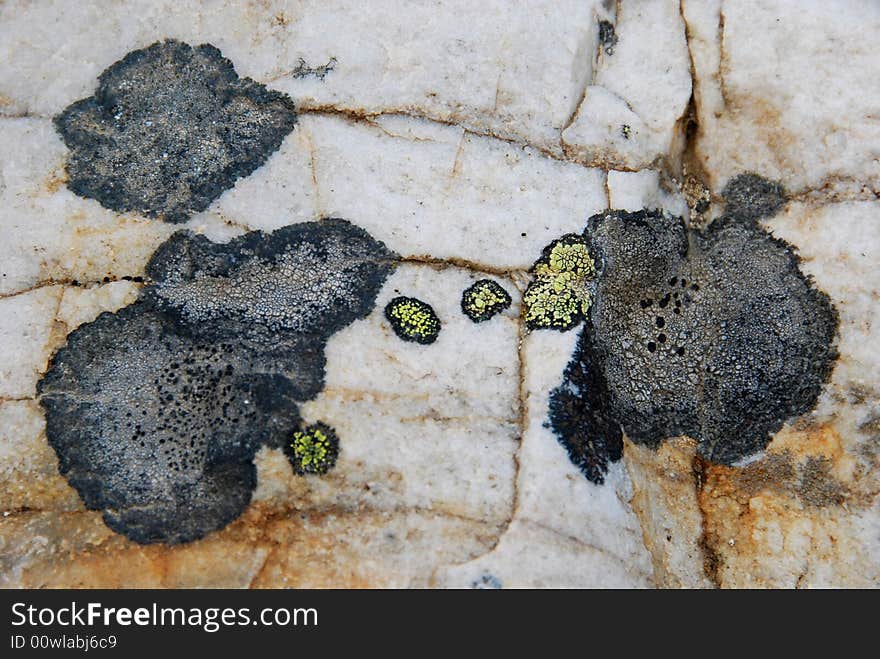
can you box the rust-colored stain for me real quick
[4,501,496,588]
[44,168,68,194]
[694,421,871,587]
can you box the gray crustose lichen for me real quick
[543,191,837,484]
[54,39,297,223]
[38,219,396,544]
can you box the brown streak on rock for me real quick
[449,129,467,179]
[693,453,723,587]
[398,254,525,277]
[717,7,729,111]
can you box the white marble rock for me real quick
[0,0,878,589]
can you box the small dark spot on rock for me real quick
[472,573,503,589]
[598,19,618,55]
[290,56,338,81]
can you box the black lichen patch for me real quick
[384,296,441,344]
[722,173,786,223]
[290,57,338,81]
[38,219,396,544]
[547,339,623,485]
[598,20,618,55]
[461,279,512,323]
[546,208,837,483]
[284,422,340,476]
[54,39,297,223]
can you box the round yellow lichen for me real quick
[461,279,512,322]
[289,423,339,475]
[385,296,441,344]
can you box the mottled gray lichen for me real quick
[722,172,787,223]
[54,39,297,223]
[38,219,396,544]
[547,207,837,484]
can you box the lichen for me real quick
[546,204,837,484]
[385,296,441,344]
[286,422,340,476]
[523,235,595,331]
[461,279,511,323]
[53,39,297,223]
[598,19,618,55]
[722,172,787,223]
[38,219,396,544]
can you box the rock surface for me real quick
[1,1,877,588]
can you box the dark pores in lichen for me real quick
[53,39,296,223]
[548,208,837,484]
[38,219,396,544]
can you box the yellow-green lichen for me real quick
[547,241,595,278]
[461,279,512,323]
[523,235,595,331]
[287,422,339,475]
[385,296,441,344]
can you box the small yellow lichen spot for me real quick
[289,423,339,475]
[385,296,441,344]
[461,279,512,322]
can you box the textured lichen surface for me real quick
[53,39,297,223]
[285,422,340,476]
[461,279,511,323]
[3,0,879,590]
[547,206,838,483]
[38,219,395,544]
[384,296,441,344]
[722,172,787,223]
[523,235,596,330]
